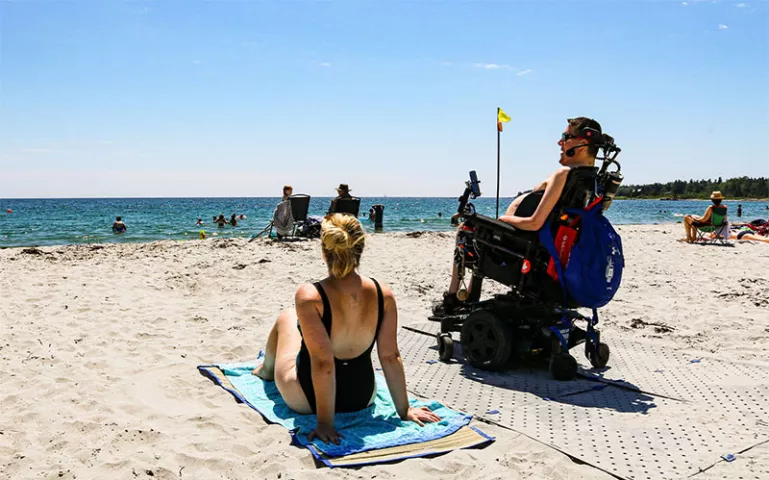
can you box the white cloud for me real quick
[474,63,511,70]
[516,69,533,76]
[718,24,729,29]
[192,60,202,65]
[736,3,749,7]
[441,61,453,66]
[313,61,331,67]
[681,1,688,5]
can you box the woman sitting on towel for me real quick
[253,213,440,444]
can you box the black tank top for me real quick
[296,278,385,413]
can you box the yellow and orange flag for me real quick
[497,108,511,132]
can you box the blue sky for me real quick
[0,0,766,198]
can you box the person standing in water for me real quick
[112,216,127,234]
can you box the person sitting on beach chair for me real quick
[328,184,361,217]
[252,214,440,444]
[683,191,729,244]
[437,117,611,313]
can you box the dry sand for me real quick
[1,224,767,479]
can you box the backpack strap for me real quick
[539,225,568,309]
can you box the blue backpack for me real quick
[539,198,624,309]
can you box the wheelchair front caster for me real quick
[550,352,578,381]
[587,342,610,369]
[461,310,512,370]
[437,334,454,363]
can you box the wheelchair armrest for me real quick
[467,213,539,257]
[467,213,520,234]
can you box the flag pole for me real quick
[496,107,501,218]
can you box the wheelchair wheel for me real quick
[587,342,610,369]
[550,352,578,381]
[437,334,454,363]
[460,310,512,370]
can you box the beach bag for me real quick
[300,217,322,238]
[539,197,624,309]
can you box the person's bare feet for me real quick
[252,364,275,381]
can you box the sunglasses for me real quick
[561,132,579,142]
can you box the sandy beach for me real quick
[1,224,768,480]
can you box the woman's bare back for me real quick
[315,276,380,359]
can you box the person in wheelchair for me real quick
[431,119,623,379]
[437,117,610,315]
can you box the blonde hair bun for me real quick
[321,214,365,279]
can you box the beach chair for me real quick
[286,194,311,236]
[271,194,312,238]
[695,206,731,245]
[251,194,312,241]
[330,197,361,217]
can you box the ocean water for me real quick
[0,197,767,248]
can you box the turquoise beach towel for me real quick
[198,358,492,464]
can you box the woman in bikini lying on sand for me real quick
[253,213,440,444]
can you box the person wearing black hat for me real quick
[328,183,353,214]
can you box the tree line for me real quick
[616,176,769,199]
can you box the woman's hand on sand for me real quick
[308,423,343,445]
[405,406,441,426]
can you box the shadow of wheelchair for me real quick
[426,342,657,415]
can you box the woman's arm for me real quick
[699,206,713,223]
[499,167,570,230]
[295,284,337,428]
[376,282,440,426]
[375,285,409,419]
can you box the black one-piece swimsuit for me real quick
[296,279,384,413]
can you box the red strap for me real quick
[547,225,578,280]
[586,195,604,210]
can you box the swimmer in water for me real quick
[112,216,127,234]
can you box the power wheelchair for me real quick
[430,141,623,380]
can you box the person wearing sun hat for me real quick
[683,190,728,243]
[328,183,353,214]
